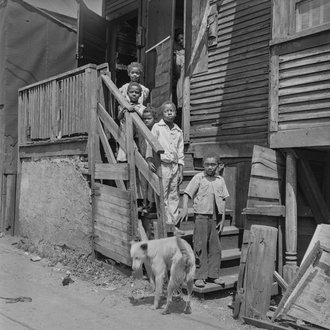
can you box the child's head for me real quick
[175,28,184,48]
[142,105,156,129]
[160,101,176,124]
[127,82,142,103]
[203,155,221,177]
[127,62,143,83]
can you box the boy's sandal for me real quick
[174,227,185,236]
[194,280,206,288]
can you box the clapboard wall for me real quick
[277,42,330,131]
[189,0,271,146]
[104,0,138,21]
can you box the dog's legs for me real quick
[152,271,165,310]
[184,279,193,314]
[162,260,184,315]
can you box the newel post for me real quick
[283,151,299,283]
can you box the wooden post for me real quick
[87,67,98,259]
[153,154,166,238]
[283,151,298,283]
[125,113,139,240]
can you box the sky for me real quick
[25,0,102,17]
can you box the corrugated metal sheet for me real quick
[189,0,271,145]
[278,43,330,131]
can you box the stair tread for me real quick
[222,248,241,261]
[181,225,240,237]
[141,207,233,219]
[183,274,238,294]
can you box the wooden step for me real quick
[180,225,239,237]
[189,274,238,294]
[222,248,241,261]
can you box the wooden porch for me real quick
[18,63,167,265]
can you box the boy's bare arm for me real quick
[178,193,189,222]
[178,164,183,185]
[216,200,226,234]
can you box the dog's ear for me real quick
[140,242,148,251]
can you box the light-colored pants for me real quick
[161,162,180,225]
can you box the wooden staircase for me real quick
[141,154,242,295]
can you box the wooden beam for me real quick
[243,206,285,217]
[272,241,321,321]
[125,113,139,240]
[269,45,279,133]
[243,317,289,330]
[95,163,128,181]
[135,150,160,196]
[19,139,88,159]
[270,126,330,149]
[284,151,298,284]
[96,118,126,190]
[97,103,126,149]
[273,271,288,291]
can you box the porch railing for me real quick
[18,64,97,144]
[92,67,167,239]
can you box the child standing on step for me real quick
[146,101,184,234]
[117,82,145,162]
[119,62,149,105]
[139,106,156,214]
[179,155,229,288]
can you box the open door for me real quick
[145,0,175,108]
[77,1,110,66]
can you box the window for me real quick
[295,0,330,32]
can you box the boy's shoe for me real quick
[208,277,225,286]
[174,227,185,236]
[194,280,206,288]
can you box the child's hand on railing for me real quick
[127,105,135,112]
[147,159,156,173]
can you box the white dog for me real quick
[130,235,196,314]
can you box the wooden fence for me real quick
[18,64,97,144]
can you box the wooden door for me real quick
[145,0,175,107]
[77,1,110,66]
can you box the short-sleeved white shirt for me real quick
[184,172,229,215]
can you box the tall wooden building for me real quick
[10,0,330,287]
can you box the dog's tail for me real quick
[175,235,193,270]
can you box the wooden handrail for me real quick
[101,73,164,155]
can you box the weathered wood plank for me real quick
[302,224,330,264]
[95,163,128,180]
[279,80,330,96]
[279,72,330,88]
[96,188,130,208]
[94,211,129,232]
[279,109,330,122]
[95,198,130,217]
[94,227,130,249]
[94,242,131,266]
[95,224,129,241]
[95,182,129,200]
[96,118,126,190]
[279,52,330,70]
[270,126,330,148]
[279,63,330,79]
[241,225,278,319]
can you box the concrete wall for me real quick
[18,157,92,253]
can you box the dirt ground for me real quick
[0,235,258,330]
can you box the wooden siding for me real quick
[189,0,271,145]
[277,43,330,131]
[104,0,137,21]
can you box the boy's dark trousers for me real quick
[193,214,222,280]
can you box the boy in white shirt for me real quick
[146,101,184,234]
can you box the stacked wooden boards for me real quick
[189,0,271,145]
[93,183,131,265]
